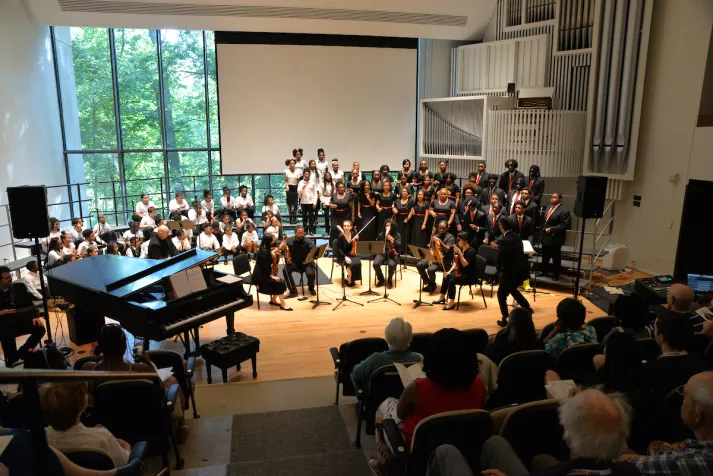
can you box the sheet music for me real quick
[522,240,535,255]
[169,266,207,299]
[217,274,241,285]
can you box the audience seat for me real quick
[462,328,489,356]
[497,399,567,470]
[329,338,388,405]
[652,387,695,443]
[64,441,148,473]
[146,350,199,419]
[92,379,184,471]
[408,333,432,358]
[636,338,661,363]
[538,322,556,342]
[555,343,604,383]
[381,409,493,476]
[232,254,253,293]
[486,350,552,409]
[585,317,617,343]
[704,341,713,369]
[688,333,711,359]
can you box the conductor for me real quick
[496,217,533,327]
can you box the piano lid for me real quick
[47,249,218,298]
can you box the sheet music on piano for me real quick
[169,266,208,299]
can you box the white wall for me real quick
[0,0,67,263]
[612,0,713,275]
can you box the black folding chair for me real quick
[555,343,604,383]
[477,246,500,297]
[146,350,199,419]
[456,255,488,310]
[487,350,552,408]
[329,337,388,405]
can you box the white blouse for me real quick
[220,196,237,209]
[319,183,334,205]
[284,169,301,186]
[235,195,254,208]
[297,179,319,205]
[201,199,215,214]
[222,233,240,249]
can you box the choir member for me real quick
[139,208,157,230]
[395,174,414,198]
[284,159,301,224]
[433,160,454,188]
[376,180,396,232]
[44,217,62,246]
[459,198,485,248]
[417,220,454,293]
[68,218,83,243]
[134,193,156,222]
[93,214,111,245]
[357,181,377,241]
[334,220,362,287]
[241,221,259,254]
[434,232,479,310]
[220,186,237,220]
[479,174,507,206]
[430,188,456,236]
[330,159,345,184]
[235,185,255,219]
[408,190,430,248]
[413,159,434,186]
[538,193,571,281]
[473,161,490,189]
[189,200,209,228]
[46,238,63,268]
[297,170,318,235]
[283,225,316,297]
[393,187,413,256]
[506,177,527,215]
[483,203,504,246]
[61,233,77,259]
[76,229,96,257]
[329,181,354,244]
[263,210,281,241]
[292,148,307,176]
[398,159,413,183]
[235,210,253,241]
[315,149,329,182]
[370,170,384,194]
[456,185,478,219]
[419,175,436,205]
[222,224,240,258]
[307,160,319,184]
[253,234,291,310]
[197,224,221,252]
[347,168,362,196]
[442,173,460,205]
[261,194,280,219]
[511,201,534,240]
[201,189,215,218]
[319,171,335,234]
[352,161,363,182]
[169,191,190,220]
[172,229,191,252]
[379,165,393,184]
[498,159,526,194]
[373,218,400,288]
[528,165,545,204]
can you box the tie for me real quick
[471,211,475,221]
[509,174,514,190]
[518,216,523,228]
[492,216,496,228]
[546,207,554,221]
[530,178,534,188]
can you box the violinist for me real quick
[252,234,292,311]
[373,219,401,289]
[416,220,455,293]
[333,220,362,287]
[434,232,478,310]
[283,225,316,298]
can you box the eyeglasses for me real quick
[676,385,685,397]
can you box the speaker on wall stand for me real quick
[572,176,608,299]
[6,185,53,345]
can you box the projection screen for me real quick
[216,34,418,175]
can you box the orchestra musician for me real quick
[0,265,46,367]
[373,219,401,289]
[498,159,526,194]
[416,220,455,293]
[252,234,292,311]
[283,225,316,297]
[333,220,362,287]
[433,232,479,311]
[538,193,571,281]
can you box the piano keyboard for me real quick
[162,299,244,334]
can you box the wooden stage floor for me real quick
[7,257,607,385]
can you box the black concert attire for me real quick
[472,171,490,189]
[484,213,504,243]
[373,231,401,285]
[479,186,507,208]
[498,170,526,193]
[395,183,415,198]
[443,183,460,204]
[420,186,436,205]
[0,284,45,366]
[282,236,315,293]
[522,199,539,225]
[397,170,413,183]
[357,191,377,241]
[528,176,546,204]
[506,188,526,215]
[376,191,396,232]
[540,203,572,279]
[147,235,178,259]
[510,213,534,240]
[410,202,430,248]
[370,180,384,195]
[432,198,457,236]
[461,208,486,247]
[441,246,478,299]
[412,169,434,186]
[496,230,531,319]
[253,247,287,295]
[433,172,456,188]
[330,192,353,244]
[347,180,362,198]
[334,235,362,283]
[393,198,413,255]
[417,232,455,290]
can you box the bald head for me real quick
[558,389,629,460]
[668,283,695,312]
[157,225,170,240]
[682,371,713,438]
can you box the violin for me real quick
[271,246,280,277]
[283,238,293,265]
[454,245,463,278]
[385,226,398,258]
[351,227,359,256]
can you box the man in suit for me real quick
[472,161,490,189]
[538,193,571,281]
[147,225,178,259]
[481,194,501,216]
[510,201,534,240]
[498,159,526,194]
[479,174,507,207]
[483,203,504,246]
[528,164,546,204]
[495,217,533,326]
[459,198,485,247]
[520,188,540,225]
[505,177,527,215]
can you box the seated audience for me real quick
[92,214,111,244]
[602,293,653,344]
[105,241,119,255]
[222,225,239,257]
[543,298,597,359]
[86,245,99,257]
[23,261,45,301]
[41,381,130,468]
[428,389,632,476]
[122,220,140,243]
[352,318,422,385]
[124,235,140,257]
[139,229,151,258]
[68,218,84,243]
[61,233,77,259]
[76,229,95,256]
[654,283,702,332]
[485,307,542,365]
[642,310,705,402]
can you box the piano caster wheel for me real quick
[236,363,241,371]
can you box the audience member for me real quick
[41,381,130,468]
[486,307,542,365]
[657,284,702,332]
[543,298,597,359]
[642,310,705,402]
[602,294,653,344]
[352,318,422,385]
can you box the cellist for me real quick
[282,225,316,298]
[434,232,478,311]
[252,234,292,311]
[416,220,455,294]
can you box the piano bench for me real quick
[200,332,260,384]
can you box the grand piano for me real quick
[47,249,252,355]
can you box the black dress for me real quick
[420,186,436,205]
[347,180,362,198]
[330,193,353,244]
[410,202,430,248]
[370,181,384,195]
[376,191,396,231]
[357,191,377,241]
[444,183,460,204]
[252,247,287,295]
[393,197,412,255]
[432,198,456,235]
[334,234,362,282]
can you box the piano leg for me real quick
[193,327,200,349]
[251,355,258,379]
[225,313,235,336]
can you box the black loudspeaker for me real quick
[674,180,713,282]
[66,308,105,346]
[574,176,608,218]
[7,186,50,239]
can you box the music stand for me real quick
[367,246,401,306]
[523,239,538,302]
[306,244,330,309]
[357,241,380,297]
[333,257,363,311]
[409,245,434,309]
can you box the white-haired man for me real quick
[426,389,635,476]
[351,318,422,386]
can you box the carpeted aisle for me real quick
[227,406,371,476]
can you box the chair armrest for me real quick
[165,383,180,412]
[329,347,341,368]
[128,441,148,463]
[350,373,365,401]
[186,356,196,379]
[380,418,409,462]
[115,441,148,476]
